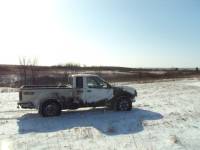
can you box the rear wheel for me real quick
[39,101,61,117]
[117,97,132,111]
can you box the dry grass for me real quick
[0,64,200,87]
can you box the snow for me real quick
[0,78,200,150]
[183,80,200,87]
[0,88,18,93]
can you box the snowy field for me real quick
[0,78,200,150]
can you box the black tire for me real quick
[39,101,61,117]
[117,97,132,111]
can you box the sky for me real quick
[0,0,200,68]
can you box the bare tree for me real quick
[29,57,39,85]
[19,57,39,86]
[19,57,29,85]
[65,63,81,73]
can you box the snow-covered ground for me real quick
[0,78,200,150]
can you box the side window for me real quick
[87,77,99,88]
[87,77,108,88]
[76,77,83,88]
[94,77,108,88]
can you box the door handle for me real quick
[87,90,92,92]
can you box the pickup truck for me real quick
[18,74,137,117]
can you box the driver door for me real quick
[83,76,113,103]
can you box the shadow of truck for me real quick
[17,108,163,135]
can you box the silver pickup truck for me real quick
[18,74,137,117]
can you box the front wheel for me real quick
[39,101,61,117]
[117,97,132,111]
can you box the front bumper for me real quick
[135,90,137,97]
[131,90,137,102]
[17,102,35,109]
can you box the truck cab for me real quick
[69,74,113,104]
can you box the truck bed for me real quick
[21,85,72,90]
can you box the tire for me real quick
[117,97,132,111]
[39,101,61,117]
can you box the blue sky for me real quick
[0,0,199,67]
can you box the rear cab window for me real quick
[76,77,83,88]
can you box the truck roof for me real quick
[70,74,99,77]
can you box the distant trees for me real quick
[55,63,81,71]
[64,63,81,72]
[196,67,199,72]
[62,63,81,82]
[18,57,39,85]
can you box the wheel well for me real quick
[40,99,61,109]
[111,95,128,103]
[115,95,131,101]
